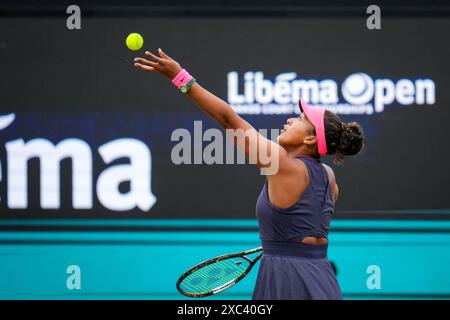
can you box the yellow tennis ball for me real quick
[126,33,144,51]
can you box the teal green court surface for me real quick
[1,218,450,299]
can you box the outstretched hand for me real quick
[134,48,183,80]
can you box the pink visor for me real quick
[298,99,328,155]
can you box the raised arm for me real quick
[134,48,292,173]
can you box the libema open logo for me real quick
[227,72,436,115]
[0,113,157,212]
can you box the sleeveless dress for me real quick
[252,155,343,300]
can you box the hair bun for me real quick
[338,121,364,156]
[323,110,365,165]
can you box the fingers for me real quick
[133,48,172,74]
[145,50,165,63]
[134,57,159,67]
[134,62,156,72]
[157,48,172,60]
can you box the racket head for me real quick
[176,247,262,298]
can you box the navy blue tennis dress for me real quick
[252,155,343,300]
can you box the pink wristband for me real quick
[171,69,193,89]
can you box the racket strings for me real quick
[184,259,246,289]
[180,257,250,293]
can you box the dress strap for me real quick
[297,157,330,212]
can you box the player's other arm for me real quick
[134,48,291,171]
[322,163,339,204]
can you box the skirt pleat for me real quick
[252,254,343,300]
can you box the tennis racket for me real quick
[176,246,263,298]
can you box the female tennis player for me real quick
[134,48,364,300]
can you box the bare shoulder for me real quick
[321,163,336,184]
[266,156,309,209]
[322,163,339,203]
[275,148,310,178]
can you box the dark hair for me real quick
[323,110,364,165]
